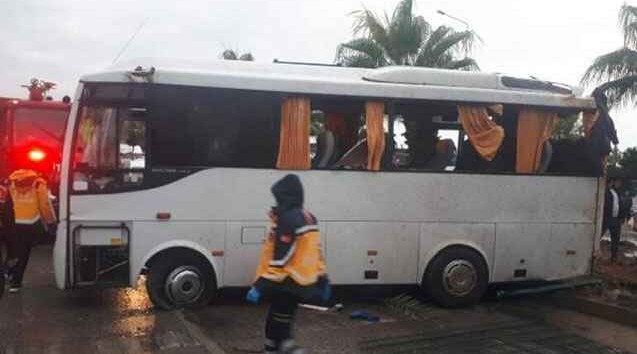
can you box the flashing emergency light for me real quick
[28,148,47,163]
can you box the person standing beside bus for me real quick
[6,169,57,293]
[602,178,621,263]
[0,181,16,297]
[246,174,330,354]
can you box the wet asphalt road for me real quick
[2,246,636,354]
[0,247,215,354]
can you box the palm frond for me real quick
[414,15,432,42]
[596,74,637,107]
[420,25,453,53]
[390,0,414,27]
[581,47,637,84]
[336,38,389,67]
[383,1,433,65]
[238,53,254,61]
[338,1,479,70]
[220,49,238,60]
[620,4,637,48]
[352,9,390,50]
[383,294,435,320]
[415,25,453,66]
[428,30,479,62]
[444,57,480,71]
[387,7,430,64]
[339,54,379,68]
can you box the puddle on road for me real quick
[107,276,155,316]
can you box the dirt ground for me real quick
[595,242,637,285]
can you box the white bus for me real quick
[54,59,602,309]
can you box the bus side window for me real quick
[149,86,280,169]
[391,103,458,171]
[310,99,363,170]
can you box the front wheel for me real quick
[146,252,216,310]
[423,247,488,308]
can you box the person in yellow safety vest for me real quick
[6,169,57,293]
[246,174,331,354]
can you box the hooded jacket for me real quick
[8,170,56,227]
[254,174,327,296]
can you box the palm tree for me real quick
[582,4,637,107]
[335,0,480,70]
[220,49,254,61]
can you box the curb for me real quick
[175,310,228,354]
[550,292,637,328]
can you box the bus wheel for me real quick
[146,251,216,310]
[423,246,488,308]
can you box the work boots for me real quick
[279,340,305,354]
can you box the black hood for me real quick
[271,174,304,213]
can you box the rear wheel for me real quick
[146,251,216,310]
[423,247,488,308]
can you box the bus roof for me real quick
[80,58,595,110]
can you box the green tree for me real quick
[220,49,254,61]
[607,145,623,176]
[552,114,583,140]
[335,0,480,70]
[620,147,637,177]
[582,4,637,107]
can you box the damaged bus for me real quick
[54,59,602,309]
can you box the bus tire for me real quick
[146,251,216,311]
[423,246,488,308]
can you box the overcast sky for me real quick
[2,0,636,148]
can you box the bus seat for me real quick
[333,139,368,169]
[424,139,457,170]
[313,130,337,168]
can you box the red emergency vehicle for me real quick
[0,82,70,194]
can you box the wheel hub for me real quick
[442,260,477,296]
[164,266,203,305]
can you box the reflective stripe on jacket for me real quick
[255,209,326,286]
[8,169,56,226]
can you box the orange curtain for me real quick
[276,97,311,170]
[366,101,385,171]
[516,109,558,173]
[457,106,505,161]
[583,110,598,138]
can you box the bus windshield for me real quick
[13,107,67,149]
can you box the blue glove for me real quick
[246,287,261,304]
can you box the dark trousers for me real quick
[0,232,7,297]
[7,224,40,287]
[265,292,299,352]
[602,217,621,262]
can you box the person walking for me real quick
[602,178,621,263]
[618,189,633,226]
[6,169,57,293]
[0,182,15,298]
[246,174,330,354]
[632,194,637,232]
